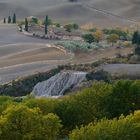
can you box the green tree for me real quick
[132,31,139,44]
[55,23,61,28]
[45,15,49,35]
[8,16,11,24]
[82,34,95,44]
[32,17,38,24]
[64,24,72,32]
[54,82,111,130]
[12,13,16,24]
[3,18,6,24]
[25,18,28,32]
[72,23,79,30]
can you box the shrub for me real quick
[64,23,79,32]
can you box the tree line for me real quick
[3,13,16,24]
[0,80,140,139]
[3,14,49,35]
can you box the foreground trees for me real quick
[0,80,140,139]
[70,110,140,140]
[0,105,62,140]
[24,80,140,132]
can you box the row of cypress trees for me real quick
[3,13,16,24]
[3,14,49,35]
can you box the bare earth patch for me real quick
[0,44,72,68]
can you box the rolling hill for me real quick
[0,0,140,27]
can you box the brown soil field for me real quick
[0,44,72,68]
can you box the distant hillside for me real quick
[87,0,140,21]
[0,0,140,27]
[37,0,140,27]
[37,3,133,27]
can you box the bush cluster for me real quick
[55,41,109,52]
[103,28,129,40]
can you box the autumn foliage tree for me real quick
[107,34,119,46]
[93,29,103,42]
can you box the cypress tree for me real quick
[3,18,6,24]
[132,31,139,44]
[137,35,140,45]
[45,15,48,35]
[8,16,11,24]
[25,18,28,32]
[12,13,16,24]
